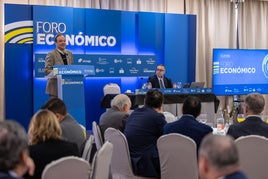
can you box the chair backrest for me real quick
[235,135,268,179]
[90,141,113,179]
[163,111,177,123]
[41,156,90,179]
[82,134,95,161]
[103,83,121,95]
[79,124,87,138]
[104,127,135,178]
[92,121,103,150]
[157,133,198,179]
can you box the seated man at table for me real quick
[148,64,173,88]
[99,94,131,138]
[163,96,213,150]
[124,89,167,178]
[198,134,249,179]
[227,92,268,139]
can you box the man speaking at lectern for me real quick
[148,64,173,88]
[44,33,74,98]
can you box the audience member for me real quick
[27,109,79,179]
[0,120,35,179]
[163,96,212,149]
[124,89,166,178]
[44,33,74,98]
[227,92,268,139]
[99,94,131,138]
[41,98,86,154]
[198,134,249,179]
[148,64,172,88]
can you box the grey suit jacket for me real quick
[61,114,86,155]
[44,49,74,97]
[99,106,129,138]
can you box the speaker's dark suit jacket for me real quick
[163,114,213,150]
[227,116,268,139]
[124,105,166,178]
[148,75,173,88]
[44,49,74,97]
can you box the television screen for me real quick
[213,48,268,95]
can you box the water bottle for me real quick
[142,83,148,90]
[173,82,177,88]
[216,107,225,135]
[148,82,152,89]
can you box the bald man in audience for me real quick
[99,94,131,138]
[227,92,268,139]
[198,134,249,179]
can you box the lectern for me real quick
[53,65,95,126]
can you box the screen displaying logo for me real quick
[213,49,268,95]
[262,55,268,78]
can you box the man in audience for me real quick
[198,134,249,179]
[124,89,166,178]
[0,120,35,178]
[163,96,212,149]
[99,94,131,138]
[148,64,173,88]
[41,98,86,155]
[227,92,268,139]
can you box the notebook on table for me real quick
[190,82,205,88]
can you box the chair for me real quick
[79,123,87,138]
[90,141,113,179]
[235,135,268,179]
[92,121,103,150]
[103,83,121,95]
[104,127,156,179]
[41,156,90,179]
[163,111,177,123]
[157,133,198,179]
[82,134,96,162]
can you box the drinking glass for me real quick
[237,114,245,123]
[262,115,268,123]
[198,114,207,124]
[177,82,182,89]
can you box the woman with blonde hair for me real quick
[27,109,79,179]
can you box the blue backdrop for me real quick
[4,4,196,130]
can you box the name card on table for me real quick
[136,88,213,95]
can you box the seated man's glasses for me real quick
[156,69,165,72]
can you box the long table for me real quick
[101,88,219,125]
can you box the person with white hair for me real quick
[99,94,131,138]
